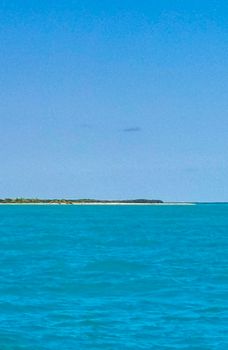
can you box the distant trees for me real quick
[0,198,163,204]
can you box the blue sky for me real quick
[0,1,228,201]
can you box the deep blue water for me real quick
[0,204,227,349]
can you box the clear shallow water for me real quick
[0,204,227,349]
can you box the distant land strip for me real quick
[0,198,196,205]
[0,198,162,204]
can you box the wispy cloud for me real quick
[122,127,141,132]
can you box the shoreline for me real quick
[0,202,196,206]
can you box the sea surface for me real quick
[0,204,227,349]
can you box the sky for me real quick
[0,1,228,201]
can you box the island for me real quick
[0,198,163,205]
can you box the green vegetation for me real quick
[0,198,163,204]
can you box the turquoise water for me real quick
[0,204,227,349]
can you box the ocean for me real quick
[0,204,227,349]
